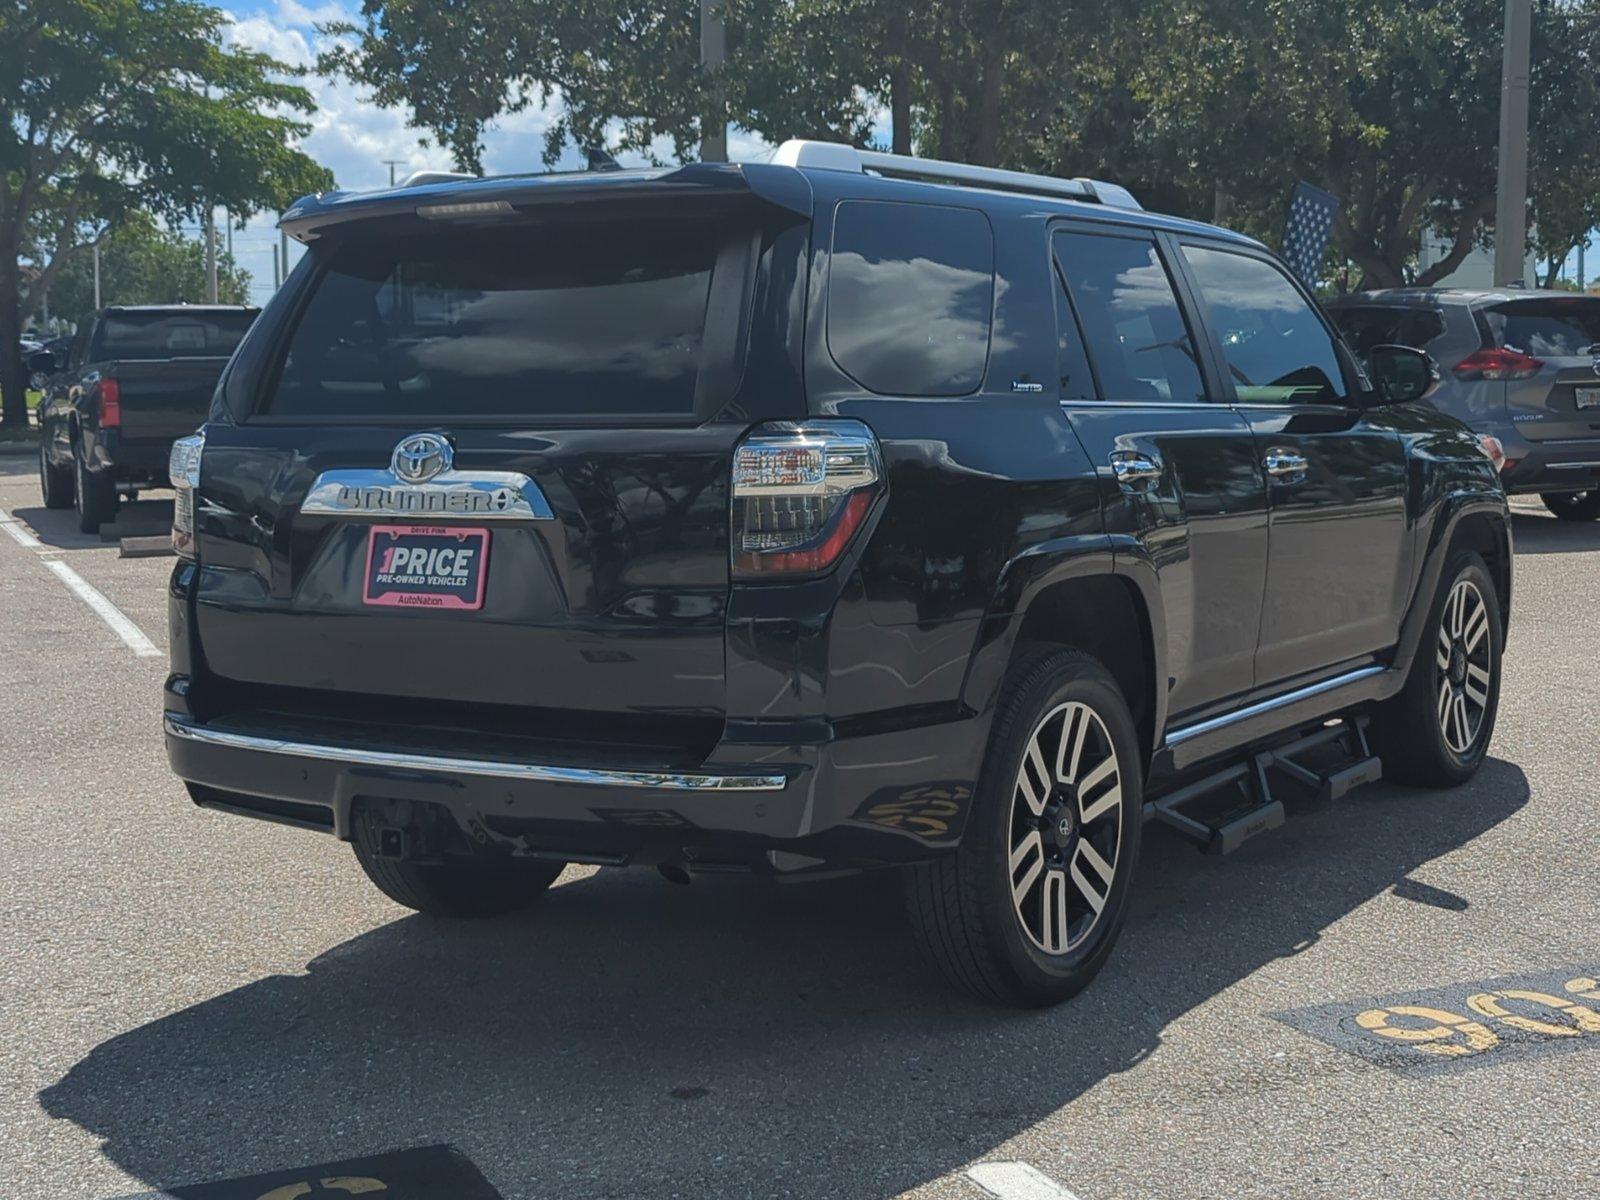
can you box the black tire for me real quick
[1371,550,1502,788]
[351,808,565,918]
[903,649,1143,1007]
[72,445,118,534]
[1540,491,1600,522]
[39,442,74,509]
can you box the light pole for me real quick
[1494,0,1532,287]
[700,0,727,162]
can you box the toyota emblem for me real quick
[391,433,453,484]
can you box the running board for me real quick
[1145,717,1381,854]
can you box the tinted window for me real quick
[1332,306,1447,355]
[1053,263,1098,401]
[1484,298,1600,357]
[1183,246,1348,404]
[264,221,724,418]
[827,201,993,396]
[98,311,256,360]
[1053,231,1205,403]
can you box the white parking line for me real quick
[0,504,161,659]
[0,505,42,548]
[967,1161,1083,1200]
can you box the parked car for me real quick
[162,143,1510,1005]
[1326,288,1600,520]
[32,304,258,532]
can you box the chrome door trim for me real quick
[164,715,789,792]
[1164,665,1386,748]
[300,467,556,520]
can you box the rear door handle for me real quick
[1110,451,1163,492]
[1263,448,1309,481]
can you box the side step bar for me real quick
[1145,717,1381,855]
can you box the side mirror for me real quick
[1364,344,1438,405]
[26,349,60,377]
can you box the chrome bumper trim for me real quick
[164,715,788,792]
[1164,665,1386,748]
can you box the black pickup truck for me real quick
[32,305,258,532]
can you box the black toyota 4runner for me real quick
[164,142,1511,1006]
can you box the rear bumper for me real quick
[164,707,986,870]
[1495,428,1600,493]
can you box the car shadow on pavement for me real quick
[41,759,1529,1199]
[1509,509,1600,555]
[8,497,174,551]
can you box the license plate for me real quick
[1577,386,1600,409]
[363,524,489,610]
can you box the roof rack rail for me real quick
[769,139,1141,211]
[399,169,478,188]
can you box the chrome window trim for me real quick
[299,467,556,520]
[1164,665,1386,747]
[1545,460,1600,471]
[164,715,789,792]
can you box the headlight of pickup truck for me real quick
[168,431,205,559]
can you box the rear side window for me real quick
[98,311,256,360]
[1182,245,1348,405]
[262,220,728,418]
[1483,298,1600,357]
[827,201,994,396]
[1053,230,1205,404]
[1332,306,1447,355]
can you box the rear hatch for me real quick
[1479,296,1600,441]
[188,178,807,766]
[98,309,256,442]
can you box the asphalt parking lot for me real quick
[1,450,1597,1200]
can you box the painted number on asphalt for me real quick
[1274,967,1600,1073]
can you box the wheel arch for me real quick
[961,537,1165,774]
[1392,491,1511,681]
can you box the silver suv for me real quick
[1327,289,1600,520]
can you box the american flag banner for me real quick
[1281,181,1340,287]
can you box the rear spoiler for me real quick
[278,162,813,243]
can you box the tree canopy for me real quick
[323,0,1600,294]
[40,213,252,322]
[0,0,332,427]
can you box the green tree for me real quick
[42,213,252,320]
[0,0,332,428]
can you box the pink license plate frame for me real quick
[362,524,490,611]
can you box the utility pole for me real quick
[383,159,406,186]
[1494,0,1532,287]
[272,243,281,291]
[92,243,101,309]
[204,207,218,303]
[279,228,289,284]
[699,0,727,162]
[1579,240,1587,291]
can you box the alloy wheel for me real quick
[1435,578,1493,755]
[1007,701,1124,956]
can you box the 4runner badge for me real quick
[299,433,555,521]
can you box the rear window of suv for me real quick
[827,201,994,396]
[1482,298,1600,358]
[1331,306,1447,355]
[262,220,729,419]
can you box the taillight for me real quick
[731,420,882,579]
[95,377,121,427]
[168,431,205,559]
[1453,348,1542,381]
